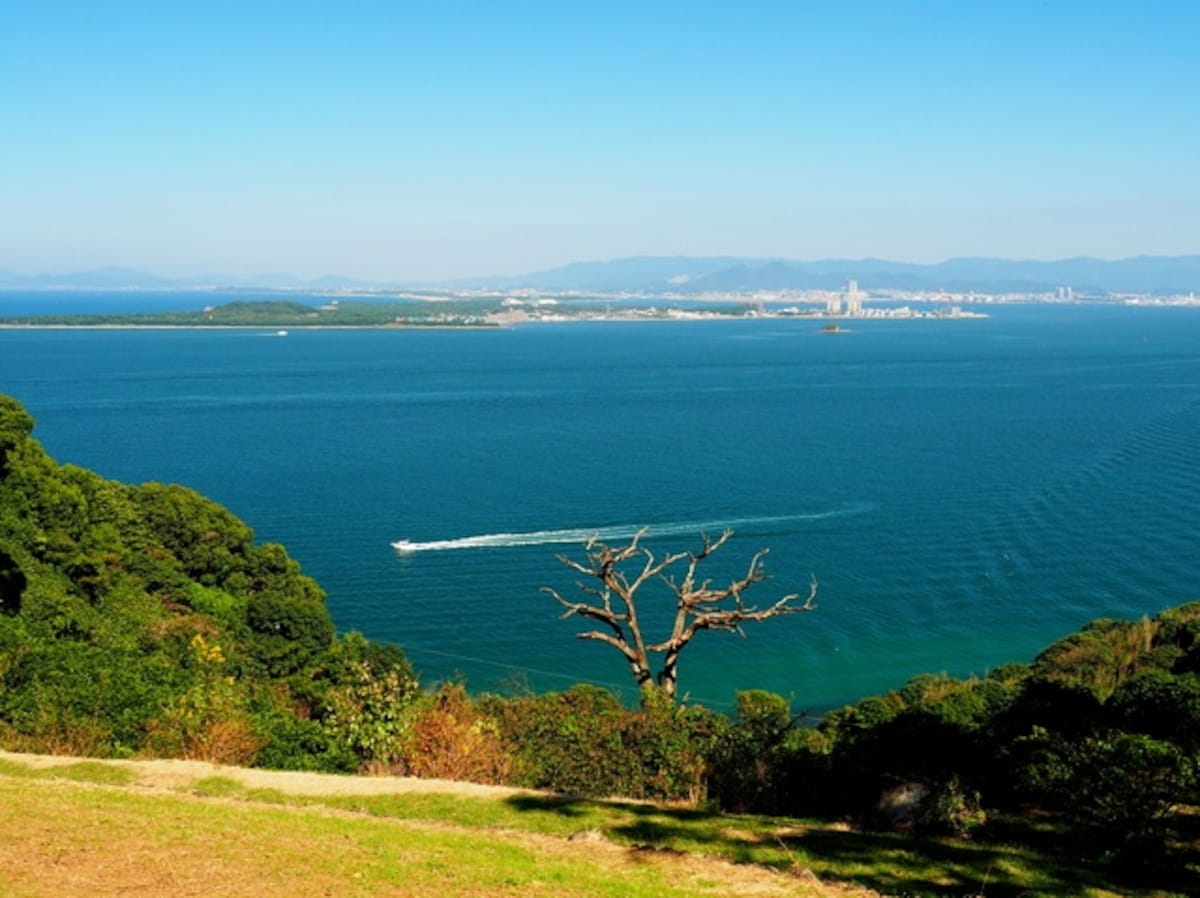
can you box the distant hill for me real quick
[3,255,1199,294]
[488,255,1200,295]
[0,268,374,292]
[16,266,177,289]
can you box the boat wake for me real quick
[391,505,872,553]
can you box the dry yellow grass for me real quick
[0,753,872,898]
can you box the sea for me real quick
[2,295,1199,714]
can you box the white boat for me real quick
[391,539,415,553]
[277,330,288,337]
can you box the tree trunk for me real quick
[656,661,678,699]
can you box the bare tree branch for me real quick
[544,529,817,699]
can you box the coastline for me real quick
[0,322,507,331]
[0,311,988,331]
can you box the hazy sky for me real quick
[2,1,1197,281]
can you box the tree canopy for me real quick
[0,394,415,770]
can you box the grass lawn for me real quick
[0,754,1192,898]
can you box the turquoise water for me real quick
[3,303,1199,712]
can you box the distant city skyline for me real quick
[2,1,1197,281]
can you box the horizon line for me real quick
[3,250,1200,287]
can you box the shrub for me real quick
[923,776,987,839]
[707,690,794,813]
[486,685,637,795]
[254,716,356,773]
[321,655,419,768]
[484,685,718,802]
[143,635,262,765]
[1108,669,1200,752]
[626,688,719,804]
[398,684,509,783]
[1014,726,1194,860]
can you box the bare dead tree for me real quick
[542,528,817,700]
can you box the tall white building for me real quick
[844,280,864,315]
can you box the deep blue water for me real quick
[3,302,1199,712]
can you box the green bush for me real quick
[485,684,718,801]
[922,775,987,838]
[1016,727,1194,860]
[707,690,795,813]
[252,707,356,773]
[321,655,419,767]
[1107,669,1200,752]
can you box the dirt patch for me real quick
[0,749,529,798]
[0,750,881,898]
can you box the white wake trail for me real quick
[391,505,871,553]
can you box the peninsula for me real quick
[0,288,985,330]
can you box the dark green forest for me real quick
[0,298,499,327]
[1,393,1197,887]
[0,392,423,771]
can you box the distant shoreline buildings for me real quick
[9,277,1200,330]
[490,281,987,324]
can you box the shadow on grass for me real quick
[505,794,709,819]
[502,793,1200,897]
[504,794,592,819]
[789,827,1092,897]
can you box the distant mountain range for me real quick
[0,267,375,292]
[456,255,1200,295]
[3,256,1199,295]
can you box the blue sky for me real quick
[1,1,1197,280]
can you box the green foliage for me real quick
[4,387,1200,884]
[0,298,503,328]
[0,395,34,472]
[624,688,718,803]
[487,684,639,796]
[0,548,27,615]
[1032,616,1159,698]
[130,482,255,583]
[0,394,405,771]
[244,591,335,676]
[143,634,261,765]
[321,635,420,767]
[1107,669,1200,751]
[484,684,720,801]
[0,636,178,756]
[252,708,355,773]
[1017,727,1195,859]
[923,776,987,838]
[1156,600,1200,673]
[184,582,242,622]
[707,690,807,814]
[783,602,1200,878]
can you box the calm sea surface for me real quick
[3,301,1199,712]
